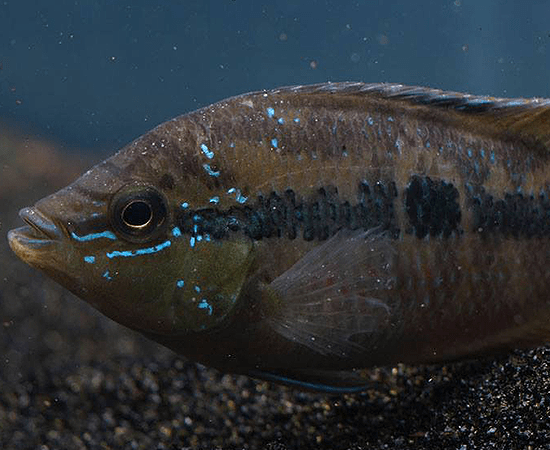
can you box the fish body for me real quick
[8,83,550,391]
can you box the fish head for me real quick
[7,133,254,337]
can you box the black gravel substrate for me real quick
[2,136,550,449]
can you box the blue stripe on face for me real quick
[71,231,117,242]
[106,240,172,259]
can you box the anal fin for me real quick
[249,368,370,393]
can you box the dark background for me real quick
[1,0,549,155]
[2,1,550,448]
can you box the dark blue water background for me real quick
[1,0,549,156]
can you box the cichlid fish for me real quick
[8,82,550,392]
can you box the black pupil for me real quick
[122,200,152,227]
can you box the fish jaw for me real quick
[8,207,64,268]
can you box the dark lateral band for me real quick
[177,181,399,242]
[470,186,550,238]
[174,176,550,242]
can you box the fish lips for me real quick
[8,207,62,255]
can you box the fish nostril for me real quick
[19,207,62,240]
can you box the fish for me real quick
[7,82,550,392]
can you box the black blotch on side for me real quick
[405,175,461,238]
[470,186,550,238]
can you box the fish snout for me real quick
[19,207,63,241]
[7,207,63,259]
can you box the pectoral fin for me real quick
[267,228,396,357]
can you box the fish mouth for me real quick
[8,207,62,253]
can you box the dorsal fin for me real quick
[266,82,550,152]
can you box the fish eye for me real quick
[110,185,168,242]
[122,200,153,228]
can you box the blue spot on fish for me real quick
[198,298,213,315]
[172,227,181,237]
[194,285,201,293]
[227,188,248,204]
[266,107,275,117]
[277,117,284,124]
[176,279,185,288]
[71,231,117,242]
[181,202,189,209]
[84,256,95,264]
[271,138,278,148]
[203,164,220,177]
[293,117,300,123]
[367,117,374,125]
[103,270,112,280]
[190,237,196,247]
[200,143,214,159]
[209,196,220,204]
[106,240,171,259]
[229,142,235,148]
